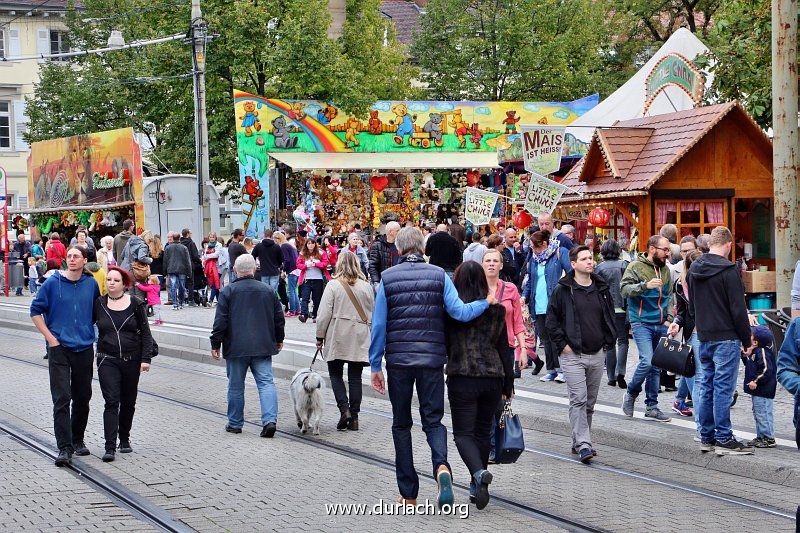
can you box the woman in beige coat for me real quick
[316,252,374,431]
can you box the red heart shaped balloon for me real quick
[371,175,389,192]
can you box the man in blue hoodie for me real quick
[30,246,100,467]
[777,317,800,450]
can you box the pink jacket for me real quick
[296,252,331,284]
[496,280,525,348]
[136,282,162,306]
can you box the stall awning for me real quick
[268,152,500,170]
[7,201,135,215]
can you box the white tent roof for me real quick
[269,151,500,170]
[566,28,713,143]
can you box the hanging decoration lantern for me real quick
[512,210,533,229]
[588,207,611,228]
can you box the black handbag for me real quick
[652,336,695,376]
[494,401,525,464]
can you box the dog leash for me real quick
[310,347,325,369]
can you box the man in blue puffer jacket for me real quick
[369,227,493,509]
[777,317,800,450]
[30,246,100,467]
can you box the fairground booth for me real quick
[558,102,776,309]
[8,127,144,243]
[233,90,599,239]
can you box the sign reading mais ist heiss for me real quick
[520,125,565,176]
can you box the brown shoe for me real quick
[347,417,359,431]
[336,408,351,431]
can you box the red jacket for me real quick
[46,239,67,263]
[296,252,331,284]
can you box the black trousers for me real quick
[536,313,559,371]
[277,277,289,309]
[327,360,367,416]
[447,375,503,477]
[47,345,94,452]
[97,355,141,451]
[300,279,324,318]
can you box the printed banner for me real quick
[27,128,143,218]
[233,90,598,154]
[554,206,590,221]
[464,187,499,225]
[520,125,565,175]
[524,173,567,215]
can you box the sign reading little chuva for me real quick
[465,187,499,225]
[524,173,567,215]
[520,126,565,176]
[644,53,704,113]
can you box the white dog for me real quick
[289,369,324,435]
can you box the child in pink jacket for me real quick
[136,275,163,325]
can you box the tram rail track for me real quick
[0,350,796,527]
[0,420,192,533]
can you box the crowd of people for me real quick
[13,213,800,513]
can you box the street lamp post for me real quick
[190,0,211,239]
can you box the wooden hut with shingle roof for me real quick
[557,102,774,266]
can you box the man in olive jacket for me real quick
[210,254,285,438]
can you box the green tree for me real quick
[696,0,773,128]
[411,0,637,102]
[615,0,719,42]
[25,0,416,190]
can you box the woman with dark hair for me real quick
[296,239,331,323]
[520,230,572,382]
[446,261,514,510]
[594,239,630,387]
[668,249,704,421]
[94,266,155,462]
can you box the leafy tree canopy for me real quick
[411,0,640,102]
[26,0,417,190]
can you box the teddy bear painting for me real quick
[345,117,362,147]
[502,110,520,134]
[449,110,468,149]
[271,117,298,148]
[239,102,262,137]
[390,103,416,145]
[316,104,338,125]
[367,111,383,135]
[422,113,444,146]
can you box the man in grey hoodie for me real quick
[462,232,488,264]
[113,219,134,264]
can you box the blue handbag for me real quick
[494,401,525,464]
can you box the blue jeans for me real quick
[261,275,279,293]
[287,274,301,313]
[229,269,237,284]
[750,395,774,439]
[225,356,277,428]
[387,367,450,500]
[697,339,741,443]
[29,278,38,295]
[627,323,667,408]
[169,274,186,307]
[676,331,702,402]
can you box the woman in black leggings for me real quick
[94,266,155,462]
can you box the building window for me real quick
[0,29,5,59]
[655,199,727,238]
[50,30,69,60]
[0,102,11,149]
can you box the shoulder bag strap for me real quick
[498,280,506,301]
[338,279,369,324]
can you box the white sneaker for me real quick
[540,372,557,382]
[554,372,566,383]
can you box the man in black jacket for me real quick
[367,221,400,288]
[210,254,285,437]
[424,224,462,278]
[251,229,284,292]
[546,245,616,463]
[500,228,525,288]
[180,228,201,304]
[688,226,754,455]
[227,228,247,283]
[163,234,192,309]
